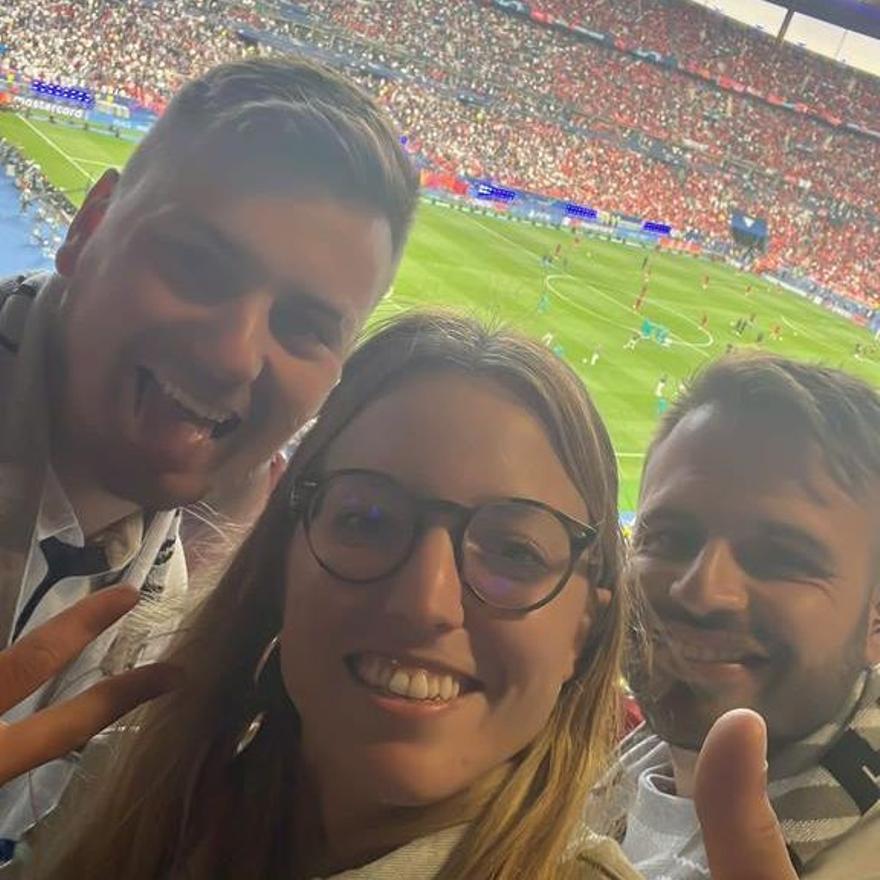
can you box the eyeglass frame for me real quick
[289,468,600,614]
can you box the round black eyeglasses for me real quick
[290,469,598,613]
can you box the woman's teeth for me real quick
[354,654,462,702]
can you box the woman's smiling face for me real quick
[280,372,603,808]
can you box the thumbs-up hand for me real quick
[695,709,797,880]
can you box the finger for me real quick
[0,586,140,713]
[268,453,287,491]
[0,662,180,785]
[694,709,797,880]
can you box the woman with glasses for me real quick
[29,311,638,880]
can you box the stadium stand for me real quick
[0,140,69,267]
[0,0,256,113]
[0,0,877,304]
[0,141,59,274]
[530,0,880,131]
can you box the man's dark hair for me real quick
[118,56,419,260]
[645,354,880,499]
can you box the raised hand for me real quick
[695,709,798,880]
[0,586,179,784]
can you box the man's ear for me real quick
[865,584,880,668]
[55,169,119,277]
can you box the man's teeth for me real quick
[677,643,757,663]
[155,374,234,425]
[355,654,462,702]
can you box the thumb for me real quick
[694,709,797,880]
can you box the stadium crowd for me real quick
[0,50,877,880]
[0,0,877,302]
[530,0,880,131]
[293,0,879,301]
[0,0,262,113]
[0,141,70,255]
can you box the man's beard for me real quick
[626,604,869,753]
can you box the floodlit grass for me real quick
[0,112,132,200]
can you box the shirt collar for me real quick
[36,464,84,547]
[37,465,145,571]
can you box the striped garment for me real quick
[0,272,188,845]
[600,665,880,879]
[772,668,880,871]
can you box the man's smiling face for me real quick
[630,404,880,751]
[54,173,394,510]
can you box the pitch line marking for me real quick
[17,115,93,181]
[780,316,842,355]
[380,276,650,461]
[473,220,715,352]
[781,316,880,375]
[473,218,543,257]
[544,275,634,333]
[545,274,712,358]
[67,155,117,167]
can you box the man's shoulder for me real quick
[585,726,673,838]
[618,724,672,778]
[0,272,57,558]
[0,272,55,356]
[0,274,37,297]
[803,804,880,880]
[0,272,51,304]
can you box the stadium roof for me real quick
[691,0,880,76]
[765,1,880,39]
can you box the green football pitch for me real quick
[3,112,878,511]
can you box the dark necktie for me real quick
[12,536,110,642]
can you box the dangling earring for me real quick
[234,634,280,757]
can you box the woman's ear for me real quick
[56,169,119,277]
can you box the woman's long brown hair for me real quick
[36,311,630,880]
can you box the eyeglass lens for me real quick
[306,473,573,609]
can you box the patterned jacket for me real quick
[0,272,188,844]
